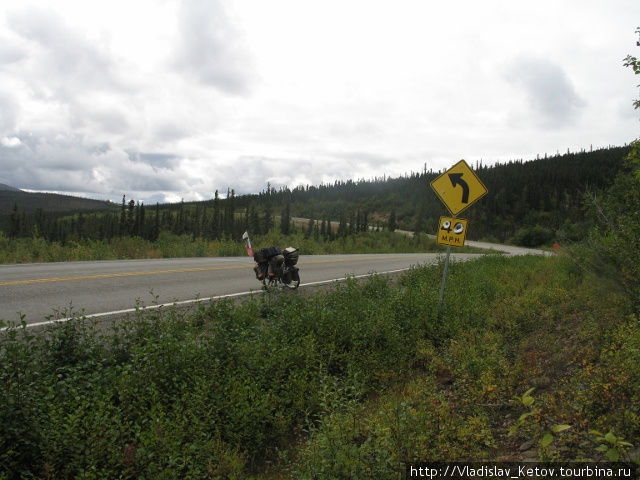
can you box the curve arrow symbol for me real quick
[448,173,470,203]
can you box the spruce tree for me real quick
[338,210,347,238]
[388,210,397,232]
[212,190,221,239]
[280,199,291,235]
[119,195,126,236]
[127,199,136,235]
[305,218,314,239]
[262,202,274,233]
[9,202,19,238]
[248,204,261,235]
[153,202,160,241]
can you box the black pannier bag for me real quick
[253,249,267,264]
[283,246,299,266]
[268,254,285,277]
[254,262,267,280]
[255,246,282,263]
[265,246,282,258]
[255,246,285,279]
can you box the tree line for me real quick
[243,145,631,245]
[0,145,631,247]
[2,190,249,243]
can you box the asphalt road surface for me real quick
[1,246,548,328]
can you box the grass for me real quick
[0,229,488,264]
[1,255,638,479]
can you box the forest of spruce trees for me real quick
[0,145,631,248]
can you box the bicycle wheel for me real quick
[283,269,300,290]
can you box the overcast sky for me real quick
[1,1,639,204]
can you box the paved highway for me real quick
[1,246,548,328]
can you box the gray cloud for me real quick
[0,1,636,206]
[505,56,585,128]
[338,151,396,169]
[128,152,181,169]
[72,102,132,135]
[0,92,17,133]
[7,9,129,100]
[0,34,26,66]
[0,132,186,200]
[228,152,400,196]
[0,134,105,192]
[150,120,192,144]
[174,0,253,95]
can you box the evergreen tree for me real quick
[193,205,200,239]
[305,218,314,239]
[414,203,426,234]
[200,205,208,238]
[119,195,126,236]
[229,189,236,236]
[9,202,19,239]
[135,202,143,237]
[176,199,185,235]
[127,199,136,235]
[280,198,291,235]
[212,190,221,239]
[262,201,274,233]
[153,202,160,241]
[248,203,261,235]
[338,210,347,238]
[77,212,85,239]
[388,210,397,232]
[326,218,333,240]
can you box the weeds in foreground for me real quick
[1,256,639,479]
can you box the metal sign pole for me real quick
[430,159,488,317]
[438,245,452,313]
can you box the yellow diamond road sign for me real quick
[437,216,468,247]
[430,160,488,215]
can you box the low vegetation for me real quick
[0,229,483,264]
[2,254,639,479]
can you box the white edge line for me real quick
[3,268,412,331]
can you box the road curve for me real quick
[1,246,549,328]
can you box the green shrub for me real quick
[511,225,554,247]
[570,142,640,313]
[3,254,637,477]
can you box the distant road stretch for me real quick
[1,245,549,328]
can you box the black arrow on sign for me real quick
[448,173,469,203]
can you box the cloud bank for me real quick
[505,56,586,128]
[0,0,638,203]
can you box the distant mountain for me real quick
[0,190,117,215]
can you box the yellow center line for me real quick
[0,265,253,286]
[0,255,413,286]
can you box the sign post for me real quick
[430,160,487,312]
[438,245,452,310]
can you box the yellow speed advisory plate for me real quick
[430,160,488,215]
[437,216,468,247]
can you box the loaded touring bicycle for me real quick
[253,246,300,289]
